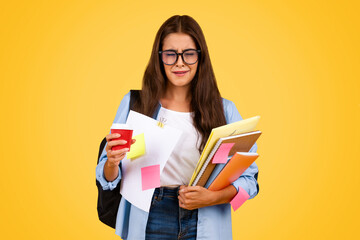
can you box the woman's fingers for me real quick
[105,133,130,151]
[108,148,129,157]
[107,139,128,148]
[106,133,120,142]
[106,148,128,167]
[178,193,192,210]
[105,133,120,151]
[178,187,190,206]
[108,149,129,160]
[105,134,135,152]
[178,185,214,210]
[178,194,185,206]
[103,134,135,166]
[104,133,131,168]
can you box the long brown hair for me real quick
[134,15,227,152]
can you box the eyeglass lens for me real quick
[161,50,199,65]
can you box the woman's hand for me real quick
[178,185,237,210]
[103,133,136,181]
[105,133,135,167]
[178,186,218,210]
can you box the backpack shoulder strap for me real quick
[129,90,141,111]
[98,138,107,164]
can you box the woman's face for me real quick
[161,32,199,89]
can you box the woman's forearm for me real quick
[104,160,119,182]
[213,184,238,205]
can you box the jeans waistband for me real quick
[153,186,180,200]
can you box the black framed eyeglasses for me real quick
[159,49,201,65]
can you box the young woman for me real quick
[96,15,259,240]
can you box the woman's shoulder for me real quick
[221,97,237,114]
[112,91,132,124]
[221,97,243,123]
[222,97,234,108]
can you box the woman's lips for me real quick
[172,71,189,77]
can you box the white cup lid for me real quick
[111,123,132,130]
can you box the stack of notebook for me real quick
[189,116,261,190]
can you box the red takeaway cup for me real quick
[110,123,133,151]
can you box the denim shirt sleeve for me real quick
[222,98,259,199]
[95,91,131,191]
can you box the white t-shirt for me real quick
[158,107,201,186]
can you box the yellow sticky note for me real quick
[127,133,146,160]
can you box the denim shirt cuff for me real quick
[231,176,257,199]
[96,159,121,191]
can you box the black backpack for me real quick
[96,90,140,229]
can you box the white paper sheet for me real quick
[120,110,182,212]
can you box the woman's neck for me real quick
[160,85,192,112]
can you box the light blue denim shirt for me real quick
[96,91,259,240]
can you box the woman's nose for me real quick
[175,54,185,66]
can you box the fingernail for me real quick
[116,133,121,137]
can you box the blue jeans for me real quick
[145,187,198,240]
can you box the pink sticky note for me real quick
[230,186,250,211]
[212,143,235,164]
[141,165,160,191]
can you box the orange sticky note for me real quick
[212,143,235,164]
[230,186,250,211]
[141,165,160,191]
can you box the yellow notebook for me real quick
[189,116,260,186]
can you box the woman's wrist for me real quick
[104,160,119,182]
[105,159,119,169]
[213,185,238,205]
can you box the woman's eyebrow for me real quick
[183,48,197,51]
[163,48,197,52]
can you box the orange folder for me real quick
[208,152,259,191]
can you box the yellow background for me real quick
[1,0,359,239]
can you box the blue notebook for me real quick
[204,155,232,188]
